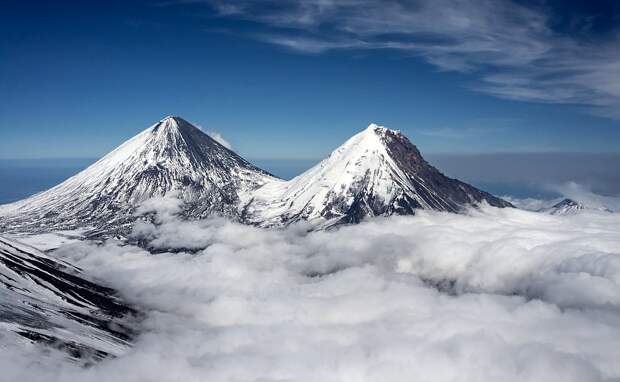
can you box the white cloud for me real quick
[2,198,620,380]
[500,195,554,211]
[205,130,233,150]
[195,123,233,149]
[203,0,620,120]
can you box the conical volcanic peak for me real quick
[0,117,277,236]
[242,123,512,227]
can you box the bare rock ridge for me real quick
[0,117,512,235]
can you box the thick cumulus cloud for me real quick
[2,202,620,381]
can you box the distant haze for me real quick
[425,152,620,197]
[1,153,619,205]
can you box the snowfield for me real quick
[2,204,620,382]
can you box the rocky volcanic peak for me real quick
[241,124,512,227]
[0,116,277,236]
[0,236,135,361]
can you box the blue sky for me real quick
[1,0,619,160]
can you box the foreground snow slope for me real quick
[0,236,134,361]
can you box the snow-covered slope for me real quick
[241,124,512,227]
[0,116,277,236]
[0,236,134,361]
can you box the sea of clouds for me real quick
[2,196,620,381]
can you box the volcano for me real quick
[0,116,277,236]
[0,119,511,235]
[242,123,512,227]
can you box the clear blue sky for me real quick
[1,0,619,160]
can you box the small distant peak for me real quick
[552,198,582,209]
[556,198,578,205]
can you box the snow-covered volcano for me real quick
[0,116,277,236]
[1,118,511,235]
[242,124,512,227]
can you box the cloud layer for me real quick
[206,0,620,119]
[2,200,620,381]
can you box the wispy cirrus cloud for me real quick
[198,0,620,120]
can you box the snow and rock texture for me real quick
[242,124,512,227]
[0,118,510,235]
[0,116,277,237]
[0,236,135,362]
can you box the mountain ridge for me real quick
[0,117,512,236]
